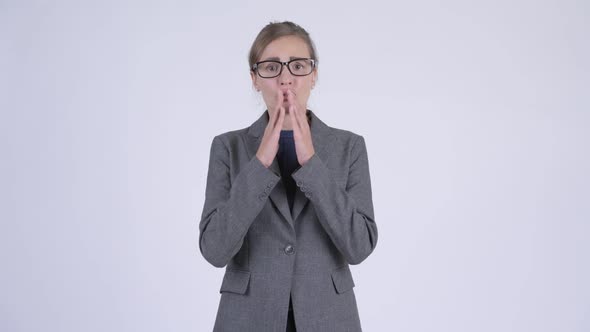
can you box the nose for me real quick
[279,64,293,86]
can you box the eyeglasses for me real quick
[252,58,316,78]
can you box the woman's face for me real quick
[251,35,317,117]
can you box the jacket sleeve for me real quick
[198,135,281,268]
[291,135,378,265]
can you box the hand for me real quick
[286,90,315,165]
[256,89,286,168]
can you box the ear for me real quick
[250,71,259,91]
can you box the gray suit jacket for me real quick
[199,109,378,332]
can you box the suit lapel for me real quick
[290,114,335,223]
[245,109,334,228]
[244,112,294,225]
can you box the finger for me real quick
[272,91,286,128]
[290,103,301,134]
[286,89,296,110]
[274,107,285,133]
[285,90,297,118]
[276,88,285,112]
[271,106,280,129]
[299,107,309,133]
[267,107,276,131]
[287,88,297,99]
[287,90,304,121]
[287,90,306,131]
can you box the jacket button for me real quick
[296,180,303,186]
[284,244,295,255]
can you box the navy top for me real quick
[277,130,300,213]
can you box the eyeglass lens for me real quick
[257,59,313,78]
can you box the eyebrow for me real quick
[260,56,308,61]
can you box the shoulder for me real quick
[311,110,363,144]
[326,124,366,152]
[209,127,250,149]
[329,126,362,141]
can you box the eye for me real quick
[291,60,309,71]
[264,63,278,72]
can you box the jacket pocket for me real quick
[219,269,251,295]
[330,265,355,294]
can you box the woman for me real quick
[199,21,378,332]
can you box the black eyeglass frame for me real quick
[251,58,316,78]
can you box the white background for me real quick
[1,0,589,331]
